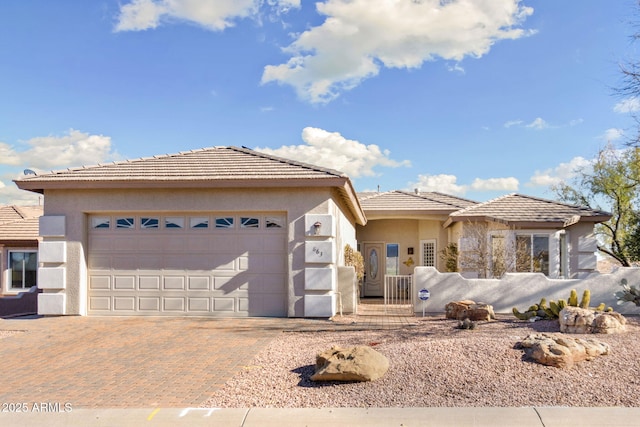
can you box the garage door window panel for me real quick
[91,216,111,229]
[116,217,135,229]
[215,217,235,229]
[265,216,284,228]
[164,217,184,229]
[190,217,209,229]
[141,217,159,229]
[241,217,260,228]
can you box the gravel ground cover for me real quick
[204,315,640,408]
[0,330,22,339]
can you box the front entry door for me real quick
[363,242,384,297]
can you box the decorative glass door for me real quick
[363,242,384,297]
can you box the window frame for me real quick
[515,233,550,276]
[386,243,400,275]
[7,249,38,292]
[420,239,437,268]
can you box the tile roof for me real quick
[358,191,478,213]
[0,205,43,225]
[13,147,367,225]
[446,193,611,227]
[0,217,40,241]
[14,146,347,186]
[0,205,42,242]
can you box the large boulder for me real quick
[445,300,495,321]
[593,311,627,334]
[311,345,389,382]
[559,306,626,334]
[517,333,610,369]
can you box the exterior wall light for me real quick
[313,221,322,235]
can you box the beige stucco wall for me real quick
[567,222,599,278]
[356,218,449,273]
[41,186,357,317]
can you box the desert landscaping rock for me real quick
[517,333,610,369]
[204,316,640,408]
[311,345,389,382]
[445,300,496,321]
[560,306,627,334]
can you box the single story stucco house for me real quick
[356,191,611,297]
[12,146,611,317]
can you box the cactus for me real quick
[512,290,610,322]
[513,307,538,320]
[549,301,561,317]
[534,298,551,318]
[568,289,578,307]
[614,278,640,307]
[579,290,591,309]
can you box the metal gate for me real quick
[383,275,414,314]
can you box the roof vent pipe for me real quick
[414,188,419,194]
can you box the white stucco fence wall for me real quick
[413,267,640,315]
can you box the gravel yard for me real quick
[0,330,22,339]
[204,316,640,408]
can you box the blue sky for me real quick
[1,0,638,206]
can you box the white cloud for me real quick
[407,174,518,195]
[470,177,518,191]
[528,156,591,187]
[262,0,534,103]
[0,172,42,206]
[506,117,579,130]
[6,130,119,171]
[601,128,624,142]
[409,174,467,195]
[114,0,166,31]
[0,142,22,166]
[255,127,410,177]
[446,62,465,74]
[613,97,640,113]
[267,0,300,15]
[114,0,300,32]
[503,120,523,128]
[525,117,548,130]
[0,130,121,205]
[0,129,119,172]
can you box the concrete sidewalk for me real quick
[0,406,638,426]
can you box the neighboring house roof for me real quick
[14,146,366,225]
[0,205,42,243]
[358,190,478,220]
[444,193,612,228]
[0,205,42,225]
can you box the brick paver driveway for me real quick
[0,316,290,408]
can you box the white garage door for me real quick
[87,213,287,317]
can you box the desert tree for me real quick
[553,144,640,266]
